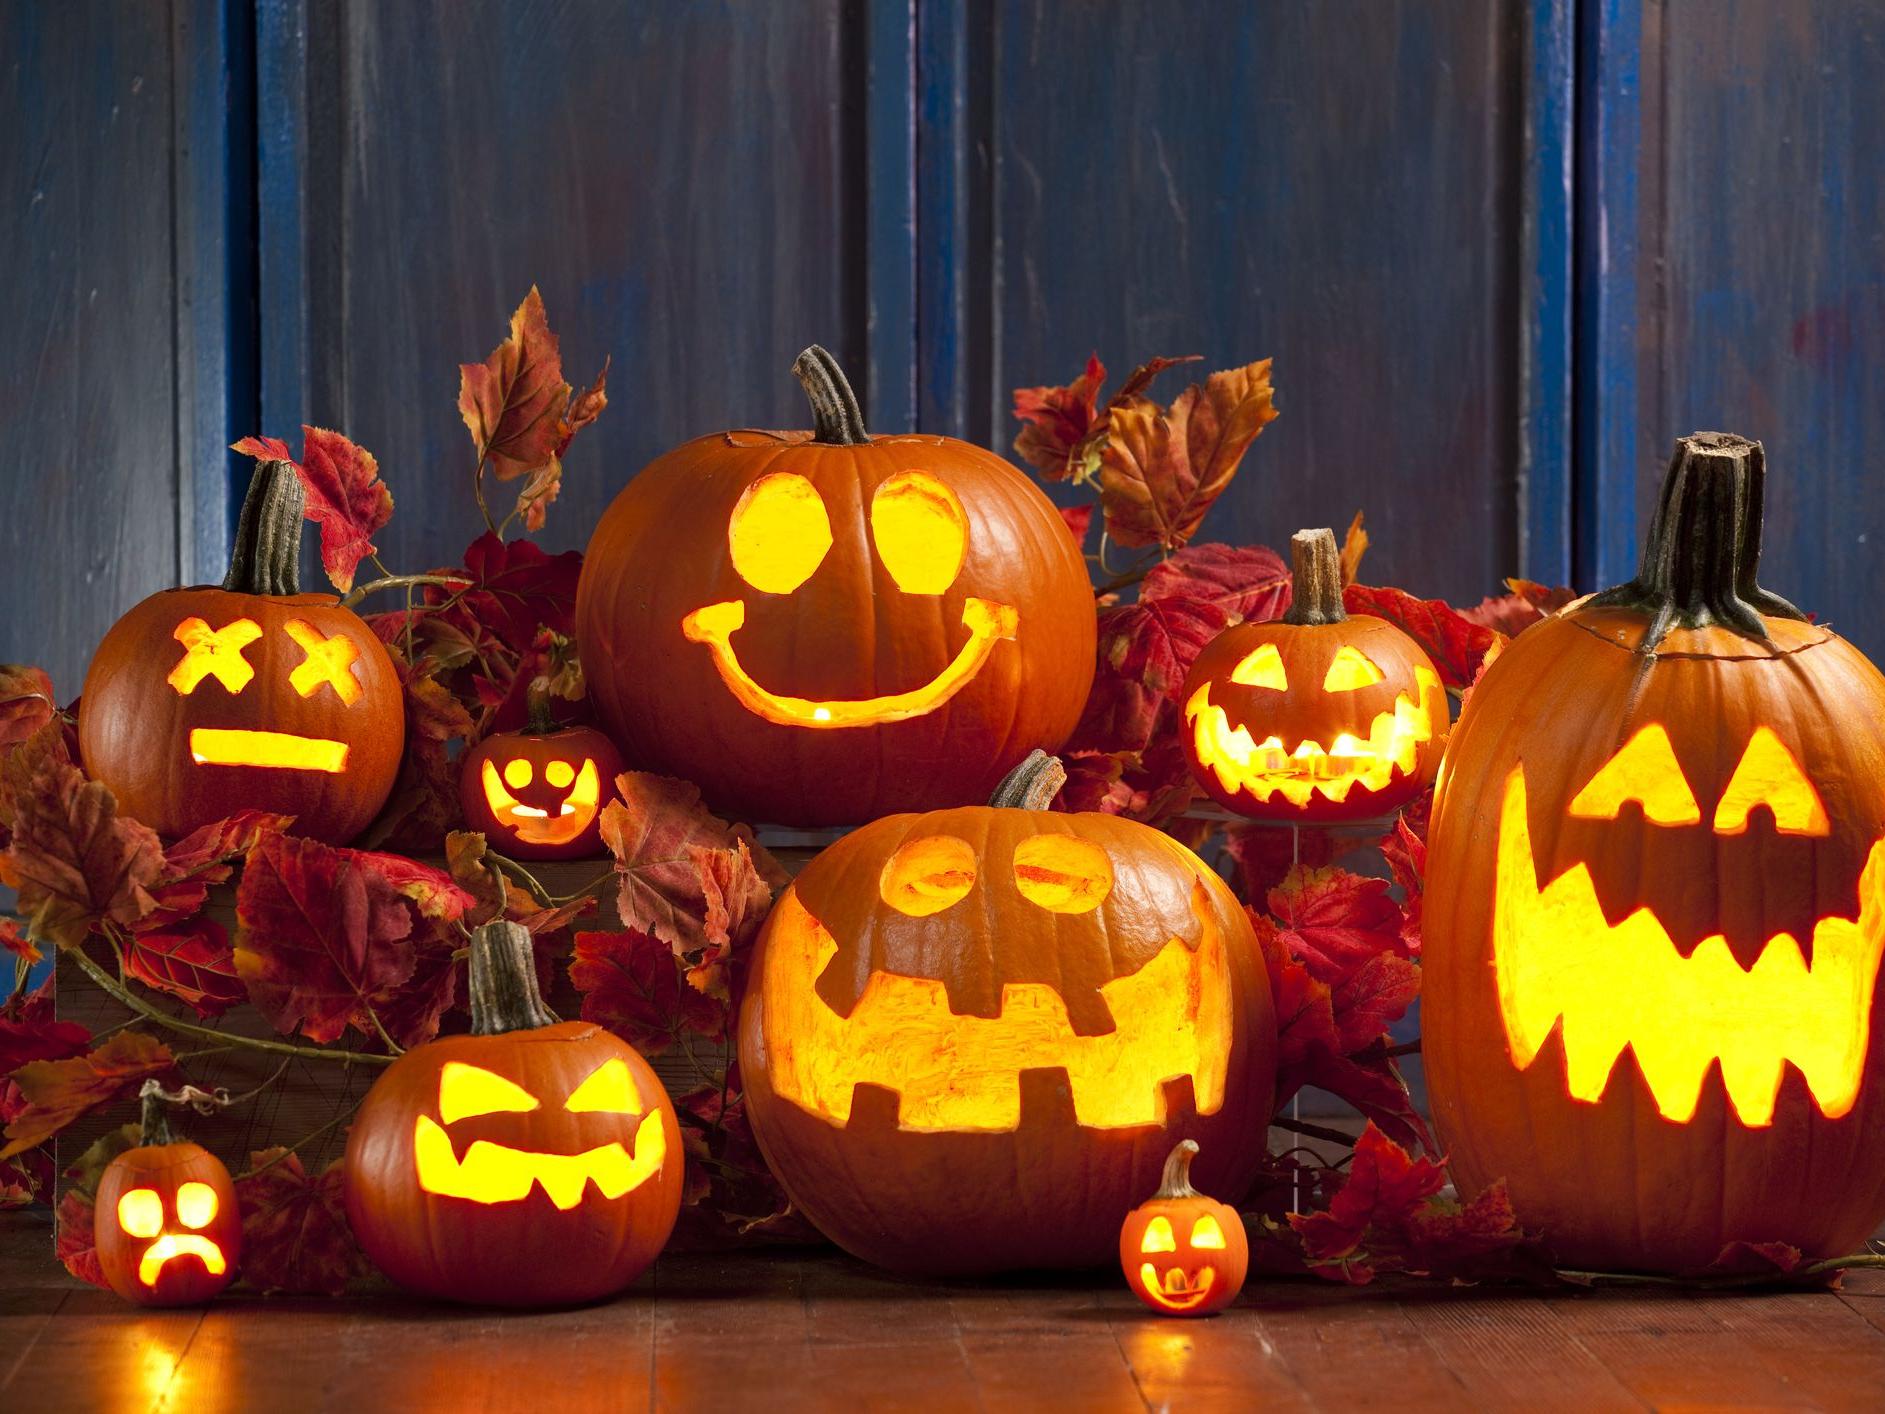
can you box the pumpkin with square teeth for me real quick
[575,346,1096,826]
[1180,528,1448,822]
[738,752,1275,1274]
[79,460,404,844]
[458,699,624,860]
[1424,432,1885,1272]
[1120,1140,1247,1316]
[344,921,681,1305]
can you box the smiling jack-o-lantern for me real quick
[575,346,1096,826]
[1425,433,1885,1272]
[79,460,404,844]
[1119,1140,1248,1316]
[1180,528,1447,822]
[739,752,1274,1274]
[458,701,624,860]
[93,1085,242,1307]
[344,922,682,1306]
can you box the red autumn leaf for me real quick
[1224,822,1339,904]
[1343,582,1501,689]
[455,532,584,652]
[557,357,611,458]
[374,939,462,1051]
[1111,354,1202,403]
[1012,352,1107,480]
[235,428,393,593]
[123,920,245,1018]
[350,849,473,923]
[0,1030,174,1159]
[1330,953,1422,1053]
[1,918,41,966]
[233,833,417,1046]
[1092,596,1229,718]
[236,1148,371,1295]
[1459,577,1581,638]
[458,286,605,486]
[0,980,90,1093]
[1140,542,1291,625]
[569,928,726,1056]
[142,811,294,927]
[1267,864,1409,982]
[1700,1240,1811,1278]
[361,661,476,855]
[514,457,563,534]
[1059,502,1095,551]
[1378,798,1430,953]
[55,1188,108,1288]
[0,723,163,949]
[1094,359,1278,550]
[686,840,774,1001]
[0,664,56,753]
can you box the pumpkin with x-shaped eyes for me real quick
[79,460,403,844]
[576,346,1096,826]
[1180,528,1448,822]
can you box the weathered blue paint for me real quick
[255,0,310,441]
[864,0,918,431]
[1521,0,1576,587]
[915,0,972,437]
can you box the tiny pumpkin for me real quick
[93,1083,243,1307]
[1180,528,1447,822]
[1119,1140,1247,1316]
[79,460,404,844]
[458,695,624,860]
[344,921,682,1306]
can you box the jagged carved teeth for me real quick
[412,1111,666,1210]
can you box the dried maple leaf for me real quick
[1140,542,1291,625]
[0,1030,174,1158]
[141,811,293,928]
[685,840,773,1001]
[569,928,726,1055]
[236,1148,370,1295]
[1224,822,1339,903]
[1460,577,1581,638]
[458,287,608,491]
[1077,597,1230,746]
[456,532,583,653]
[1094,359,1278,550]
[123,921,244,1018]
[1338,511,1369,586]
[1378,798,1430,954]
[1012,352,1107,480]
[233,427,393,593]
[514,457,563,533]
[0,665,56,754]
[1343,583,1500,690]
[1059,502,1095,551]
[1330,953,1422,1053]
[1266,864,1409,982]
[1,918,40,966]
[54,1188,108,1288]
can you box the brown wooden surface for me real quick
[4,1211,1884,1412]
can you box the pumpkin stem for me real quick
[793,345,870,445]
[1586,432,1805,650]
[1281,528,1345,626]
[1156,1139,1202,1199]
[990,749,1067,810]
[524,677,560,735]
[137,1079,178,1147]
[224,458,305,595]
[468,920,561,1035]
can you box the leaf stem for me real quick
[233,1109,355,1180]
[341,573,472,610]
[1271,1115,1360,1149]
[473,451,498,536]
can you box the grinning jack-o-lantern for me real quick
[575,346,1096,826]
[79,460,404,844]
[738,752,1275,1274]
[1425,432,1885,1272]
[1180,528,1447,822]
[458,698,624,861]
[1119,1140,1248,1316]
[344,922,682,1306]
[93,1084,243,1307]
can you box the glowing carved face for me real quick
[1133,1212,1229,1311]
[167,614,362,771]
[1493,726,1885,1127]
[115,1181,228,1288]
[479,756,602,848]
[679,470,1018,728]
[760,830,1233,1133]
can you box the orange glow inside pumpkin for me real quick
[167,617,263,695]
[117,1183,227,1287]
[479,757,604,847]
[1321,645,1385,691]
[869,472,967,594]
[284,619,363,703]
[1492,756,1885,1126]
[728,473,833,593]
[189,728,348,772]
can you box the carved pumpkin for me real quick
[575,346,1096,826]
[738,752,1275,1274]
[1180,528,1447,822]
[1425,432,1885,1272]
[458,701,624,861]
[344,922,682,1306]
[1119,1140,1247,1316]
[93,1085,242,1307]
[79,461,404,844]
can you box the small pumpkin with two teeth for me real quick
[1180,527,1448,822]
[458,686,624,860]
[1120,1140,1248,1316]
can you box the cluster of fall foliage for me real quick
[1,290,1642,1296]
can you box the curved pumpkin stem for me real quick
[137,1079,178,1147]
[468,920,561,1036]
[990,749,1067,810]
[793,345,870,445]
[1587,432,1805,650]
[224,458,305,595]
[1281,528,1345,626]
[524,677,560,735]
[1156,1139,1202,1199]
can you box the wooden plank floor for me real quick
[4,1212,1884,1412]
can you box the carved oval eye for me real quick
[503,759,533,789]
[729,473,833,593]
[566,1056,643,1115]
[117,1187,164,1239]
[1321,645,1384,692]
[1569,723,1701,826]
[1229,642,1287,691]
[1713,727,1829,837]
[1012,835,1114,913]
[1140,1216,1177,1253]
[871,471,968,594]
[1189,1214,1227,1249]
[438,1061,541,1123]
[879,835,978,916]
[175,1181,219,1229]
[545,759,576,790]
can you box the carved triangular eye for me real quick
[1321,646,1384,691]
[1140,1215,1177,1253]
[1189,1215,1227,1249]
[1229,642,1287,690]
[566,1056,643,1115]
[1713,727,1829,837]
[438,1062,540,1123]
[1569,724,1701,826]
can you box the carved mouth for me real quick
[412,1111,666,1210]
[479,758,603,846]
[189,727,349,773]
[1138,1264,1216,1309]
[1492,764,1885,1126]
[138,1233,227,1287]
[1183,667,1441,807]
[761,887,1232,1132]
[680,597,1018,728]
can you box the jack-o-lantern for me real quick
[344,921,682,1306]
[93,1084,242,1306]
[1119,1140,1248,1316]
[1425,432,1885,1272]
[458,699,624,860]
[79,461,404,844]
[738,751,1275,1274]
[575,346,1097,826]
[1180,528,1448,822]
